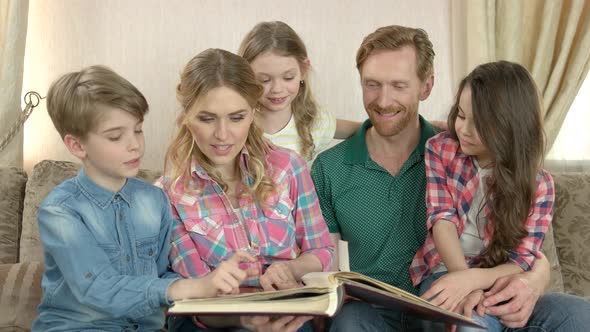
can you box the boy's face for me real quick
[75,107,145,192]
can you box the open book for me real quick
[168,271,484,329]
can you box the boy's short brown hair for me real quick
[356,25,435,82]
[46,65,148,139]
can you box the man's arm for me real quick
[481,252,550,328]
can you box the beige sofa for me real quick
[1,160,589,331]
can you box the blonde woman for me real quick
[157,48,333,332]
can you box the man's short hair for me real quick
[46,65,148,139]
[356,25,435,82]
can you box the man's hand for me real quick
[260,262,300,291]
[240,315,311,332]
[421,269,479,312]
[482,274,539,328]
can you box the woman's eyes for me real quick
[230,116,245,122]
[198,116,244,123]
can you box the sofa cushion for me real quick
[0,262,43,331]
[0,167,27,264]
[19,160,162,263]
[552,173,590,299]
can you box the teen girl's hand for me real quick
[259,262,300,291]
[421,269,480,312]
[240,315,312,332]
[201,250,258,296]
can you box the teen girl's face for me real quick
[249,51,304,115]
[455,85,493,166]
[185,86,254,178]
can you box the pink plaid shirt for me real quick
[410,132,554,286]
[156,146,334,286]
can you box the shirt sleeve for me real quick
[508,171,555,271]
[310,156,340,234]
[289,153,335,271]
[168,203,212,278]
[37,203,176,320]
[311,109,337,155]
[425,136,462,231]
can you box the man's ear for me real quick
[419,74,435,101]
[300,58,311,80]
[64,134,87,160]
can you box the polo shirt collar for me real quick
[344,115,436,165]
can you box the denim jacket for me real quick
[32,169,180,332]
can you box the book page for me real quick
[301,272,339,288]
[338,240,350,272]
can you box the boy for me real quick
[33,65,254,331]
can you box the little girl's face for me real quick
[455,85,493,166]
[249,52,304,115]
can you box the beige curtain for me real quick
[0,0,29,168]
[451,0,590,152]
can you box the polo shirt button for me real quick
[126,255,131,262]
[84,272,93,279]
[148,249,154,256]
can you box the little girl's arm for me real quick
[334,119,361,139]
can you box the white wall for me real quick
[22,0,454,173]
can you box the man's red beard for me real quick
[366,101,415,137]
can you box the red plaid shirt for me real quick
[410,132,554,286]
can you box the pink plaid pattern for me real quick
[410,132,554,286]
[156,146,334,286]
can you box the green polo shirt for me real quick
[311,115,437,295]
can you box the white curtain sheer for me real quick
[0,0,29,167]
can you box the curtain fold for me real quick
[451,0,590,152]
[0,0,29,167]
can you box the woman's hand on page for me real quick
[202,250,258,296]
[260,262,300,291]
[421,269,479,312]
[241,315,311,332]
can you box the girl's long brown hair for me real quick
[448,61,545,268]
[239,21,320,161]
[164,48,275,204]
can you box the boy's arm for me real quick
[157,191,182,279]
[38,203,175,320]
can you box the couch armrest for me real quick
[0,262,43,331]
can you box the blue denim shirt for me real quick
[32,169,181,332]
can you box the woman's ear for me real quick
[64,134,87,160]
[300,58,311,80]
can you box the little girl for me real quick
[238,21,360,161]
[410,61,554,331]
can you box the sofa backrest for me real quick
[552,173,590,299]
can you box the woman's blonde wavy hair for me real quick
[164,48,275,203]
[239,21,320,161]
